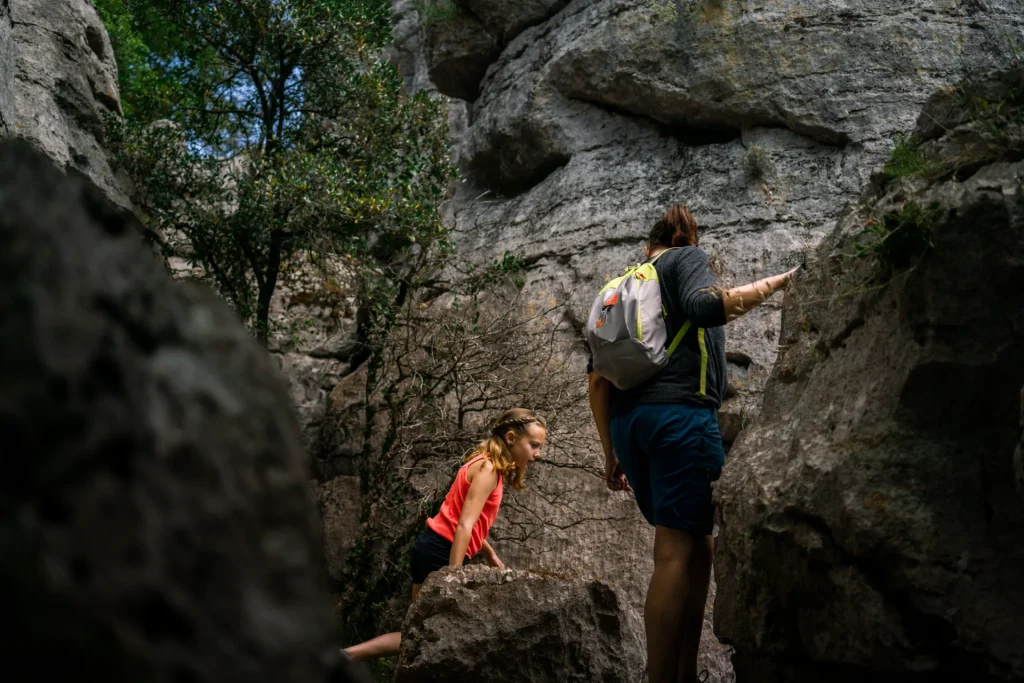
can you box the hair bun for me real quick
[649,204,698,248]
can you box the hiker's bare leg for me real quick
[677,534,714,683]
[645,525,694,683]
[343,583,423,661]
[344,632,400,661]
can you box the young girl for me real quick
[343,408,548,661]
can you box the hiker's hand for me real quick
[778,265,801,288]
[484,549,505,569]
[605,456,631,492]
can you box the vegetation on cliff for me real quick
[100,0,453,344]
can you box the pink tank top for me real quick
[426,455,504,559]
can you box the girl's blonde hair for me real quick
[466,408,547,490]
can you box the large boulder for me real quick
[714,70,1024,681]
[4,0,129,208]
[0,139,367,683]
[394,565,644,683]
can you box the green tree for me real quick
[106,0,454,344]
[94,0,208,123]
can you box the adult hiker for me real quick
[342,408,548,662]
[586,204,797,683]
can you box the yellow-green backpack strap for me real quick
[649,247,679,265]
[666,320,692,357]
[599,274,628,294]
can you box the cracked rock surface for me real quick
[1,0,130,208]
[715,67,1024,681]
[392,1,1023,680]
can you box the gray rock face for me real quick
[314,475,363,582]
[714,72,1024,681]
[1,2,13,137]
[316,363,368,479]
[395,565,645,683]
[423,5,498,102]
[463,0,1023,190]
[0,139,363,683]
[391,0,436,94]
[5,0,128,207]
[415,0,571,101]
[462,0,570,43]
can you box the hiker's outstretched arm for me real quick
[721,267,798,322]
[671,249,728,328]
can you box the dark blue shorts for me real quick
[410,527,463,584]
[610,403,725,535]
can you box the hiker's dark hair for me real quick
[648,204,699,248]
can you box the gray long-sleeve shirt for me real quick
[587,246,728,413]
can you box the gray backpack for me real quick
[586,249,692,390]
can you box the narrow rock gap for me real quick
[569,93,852,149]
[570,95,742,146]
[465,151,571,199]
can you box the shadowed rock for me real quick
[714,69,1024,682]
[395,565,645,683]
[0,139,370,683]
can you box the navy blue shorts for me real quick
[610,403,725,535]
[410,527,463,584]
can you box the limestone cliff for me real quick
[390,0,1024,680]
[1,0,129,207]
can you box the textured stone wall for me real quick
[389,1,1024,680]
[5,0,129,207]
[715,67,1024,680]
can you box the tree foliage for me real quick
[94,0,208,123]
[104,0,455,342]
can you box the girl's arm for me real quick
[449,462,500,566]
[479,539,504,568]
